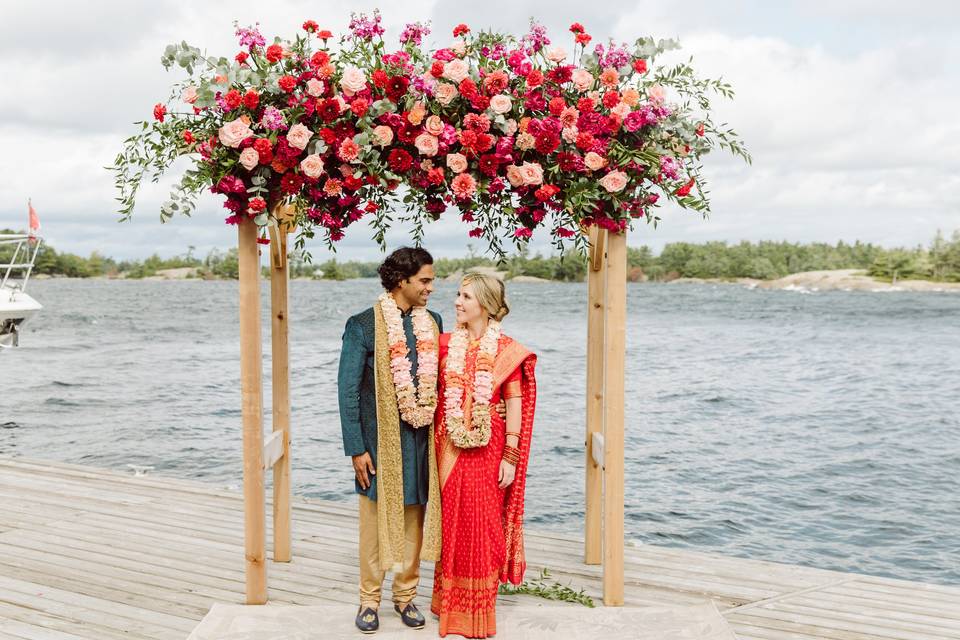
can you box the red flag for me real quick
[28,199,40,239]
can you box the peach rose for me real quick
[218,118,253,148]
[414,133,439,157]
[545,47,567,63]
[621,88,640,107]
[505,164,524,187]
[339,65,367,96]
[600,170,628,193]
[306,79,325,98]
[372,125,394,147]
[286,123,313,150]
[599,67,619,87]
[424,115,444,136]
[648,83,666,102]
[584,152,607,171]
[300,154,325,178]
[407,102,427,126]
[572,68,593,92]
[519,161,543,186]
[489,94,512,115]
[442,59,469,83]
[182,86,198,104]
[446,153,468,173]
[239,148,259,171]
[515,132,536,151]
[435,83,459,106]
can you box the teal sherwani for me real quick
[338,306,442,505]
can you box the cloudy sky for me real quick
[2,0,957,261]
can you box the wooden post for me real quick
[584,227,606,565]
[269,215,292,563]
[602,229,627,606]
[238,218,267,604]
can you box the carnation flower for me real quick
[153,103,166,122]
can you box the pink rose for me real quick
[218,118,253,148]
[600,170,628,193]
[442,59,469,83]
[451,172,477,199]
[239,147,259,171]
[372,125,394,146]
[306,78,325,98]
[182,86,198,104]
[414,133,439,157]
[446,153,468,173]
[584,152,607,171]
[489,94,512,115]
[286,123,313,150]
[519,161,543,186]
[545,47,567,63]
[435,83,459,106]
[572,69,594,92]
[424,115,445,136]
[505,164,524,187]
[300,154,325,178]
[339,65,367,96]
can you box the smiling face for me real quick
[454,281,485,326]
[394,263,435,309]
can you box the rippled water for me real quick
[2,279,959,585]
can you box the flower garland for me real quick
[379,293,438,427]
[444,320,502,448]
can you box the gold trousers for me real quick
[358,495,425,608]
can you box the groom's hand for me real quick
[352,452,376,490]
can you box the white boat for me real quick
[1,233,43,349]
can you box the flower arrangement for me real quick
[111,12,749,256]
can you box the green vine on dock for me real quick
[498,568,596,608]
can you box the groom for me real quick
[338,247,443,634]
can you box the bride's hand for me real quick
[498,459,516,489]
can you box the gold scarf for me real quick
[373,303,442,571]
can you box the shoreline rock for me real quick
[666,269,960,292]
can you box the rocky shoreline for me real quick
[667,269,960,292]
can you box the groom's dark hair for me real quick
[378,247,434,291]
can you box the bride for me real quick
[430,272,538,638]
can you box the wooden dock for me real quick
[0,456,957,639]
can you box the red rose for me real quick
[310,51,330,68]
[676,177,695,197]
[153,103,166,122]
[526,69,544,88]
[224,89,242,110]
[278,75,297,92]
[633,59,648,74]
[182,130,194,144]
[576,33,592,46]
[453,23,470,37]
[243,89,260,110]
[266,44,284,64]
[569,23,585,34]
[430,61,445,78]
[388,148,413,173]
[372,69,389,88]
[302,20,318,33]
[235,51,249,64]
[602,91,620,109]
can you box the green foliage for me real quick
[498,568,595,608]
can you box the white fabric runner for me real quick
[188,601,737,639]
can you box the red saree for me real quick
[431,332,537,638]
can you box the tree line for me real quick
[3,229,959,283]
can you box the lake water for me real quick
[2,278,959,585]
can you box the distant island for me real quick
[4,228,959,290]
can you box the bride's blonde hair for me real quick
[462,272,510,322]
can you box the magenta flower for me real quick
[234,23,266,50]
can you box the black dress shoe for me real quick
[394,602,426,629]
[355,606,379,634]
